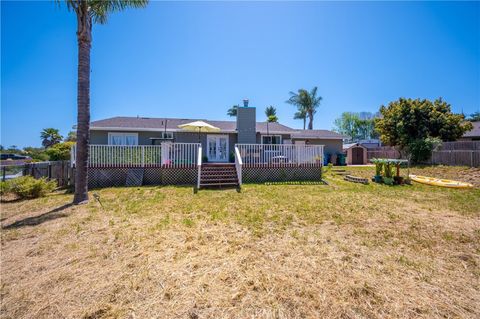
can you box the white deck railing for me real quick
[234,146,243,186]
[71,143,201,168]
[235,144,324,167]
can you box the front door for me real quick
[207,135,229,162]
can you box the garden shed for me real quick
[346,143,368,165]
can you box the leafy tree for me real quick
[265,106,278,122]
[333,112,360,141]
[65,130,77,142]
[46,142,75,161]
[23,147,49,162]
[227,105,239,117]
[375,98,473,162]
[287,87,322,130]
[467,111,480,122]
[41,128,63,148]
[59,0,149,204]
[267,115,278,123]
[334,112,379,141]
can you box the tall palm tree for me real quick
[293,109,307,130]
[287,87,322,130]
[59,0,148,204]
[227,105,239,117]
[41,128,63,148]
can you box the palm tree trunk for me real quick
[308,111,313,130]
[303,118,306,130]
[73,6,92,204]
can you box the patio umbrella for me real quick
[178,121,220,142]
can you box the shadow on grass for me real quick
[2,203,73,229]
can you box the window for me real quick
[108,132,138,145]
[160,131,173,139]
[261,135,282,145]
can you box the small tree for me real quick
[265,106,278,122]
[46,142,75,161]
[41,128,63,148]
[65,130,77,142]
[375,98,472,163]
[227,105,239,117]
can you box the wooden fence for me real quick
[366,141,480,167]
[1,161,73,187]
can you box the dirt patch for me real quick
[1,174,479,318]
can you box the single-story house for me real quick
[459,121,480,141]
[89,103,344,162]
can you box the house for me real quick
[89,101,344,162]
[459,121,480,141]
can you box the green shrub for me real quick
[0,181,11,196]
[7,176,56,199]
[406,137,442,164]
[45,142,75,161]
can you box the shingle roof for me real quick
[90,117,295,134]
[290,130,346,140]
[463,121,480,138]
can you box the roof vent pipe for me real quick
[243,99,249,107]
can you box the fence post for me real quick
[2,166,5,182]
[471,151,474,168]
[48,162,52,180]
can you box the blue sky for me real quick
[2,1,479,148]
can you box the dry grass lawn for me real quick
[1,166,479,318]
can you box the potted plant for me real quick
[371,158,384,183]
[382,160,395,185]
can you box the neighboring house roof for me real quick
[463,121,480,138]
[90,117,296,134]
[290,130,346,140]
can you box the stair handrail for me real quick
[197,146,202,190]
[234,146,243,186]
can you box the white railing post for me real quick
[234,145,243,186]
[197,145,202,190]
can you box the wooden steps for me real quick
[199,163,239,189]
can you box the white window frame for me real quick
[206,134,229,162]
[261,135,282,145]
[108,132,139,145]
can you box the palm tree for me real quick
[265,105,278,122]
[293,109,307,130]
[59,0,148,204]
[41,128,63,148]
[227,105,239,117]
[287,87,322,130]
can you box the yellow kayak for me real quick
[409,175,474,189]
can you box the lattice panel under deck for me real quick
[242,166,322,183]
